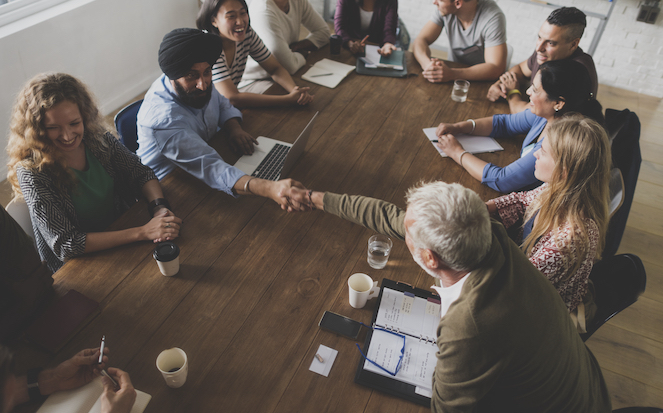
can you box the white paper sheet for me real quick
[302,59,355,88]
[423,128,504,157]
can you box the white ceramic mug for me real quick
[156,347,188,388]
[348,273,380,309]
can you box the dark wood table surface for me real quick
[16,47,514,413]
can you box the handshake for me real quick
[273,179,323,212]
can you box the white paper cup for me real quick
[154,242,180,276]
[156,347,188,388]
[348,273,380,309]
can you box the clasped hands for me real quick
[423,58,454,83]
[487,71,519,101]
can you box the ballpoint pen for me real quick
[310,73,333,77]
[99,336,119,390]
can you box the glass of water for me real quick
[451,79,470,103]
[367,234,393,269]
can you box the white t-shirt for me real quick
[431,0,506,66]
[359,8,373,32]
[242,0,330,84]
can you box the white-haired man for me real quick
[285,182,611,412]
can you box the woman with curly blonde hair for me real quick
[486,114,611,330]
[7,73,182,272]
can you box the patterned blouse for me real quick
[211,26,271,86]
[17,132,156,272]
[493,184,599,312]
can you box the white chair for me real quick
[609,168,625,218]
[6,196,36,242]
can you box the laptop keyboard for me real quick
[251,143,291,181]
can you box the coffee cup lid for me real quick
[153,242,180,262]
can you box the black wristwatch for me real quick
[27,367,46,402]
[148,198,171,217]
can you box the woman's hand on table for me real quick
[378,43,397,56]
[434,134,465,157]
[435,122,462,137]
[499,71,518,92]
[288,86,314,106]
[144,208,182,243]
[348,40,365,55]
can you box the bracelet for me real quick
[459,151,469,167]
[507,89,522,97]
[466,119,476,134]
[148,198,171,217]
[244,177,255,194]
[308,190,315,210]
[27,367,46,402]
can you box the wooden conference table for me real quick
[18,48,514,413]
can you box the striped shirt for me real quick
[212,26,272,86]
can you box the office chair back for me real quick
[6,196,35,243]
[580,253,646,341]
[604,109,641,257]
[609,168,625,218]
[113,99,143,153]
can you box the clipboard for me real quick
[354,278,441,406]
[355,53,408,78]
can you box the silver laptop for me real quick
[234,112,318,181]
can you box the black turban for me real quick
[158,28,223,80]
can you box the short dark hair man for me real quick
[137,29,306,211]
[413,0,508,83]
[487,7,598,113]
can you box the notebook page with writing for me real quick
[423,128,503,157]
[301,59,355,88]
[36,377,151,413]
[362,287,440,389]
[374,287,440,340]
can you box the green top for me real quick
[70,147,116,232]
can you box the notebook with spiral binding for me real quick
[354,279,441,406]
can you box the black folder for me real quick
[354,278,440,406]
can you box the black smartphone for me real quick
[318,311,362,340]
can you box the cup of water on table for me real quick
[367,234,393,269]
[451,79,470,103]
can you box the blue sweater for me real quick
[483,109,546,193]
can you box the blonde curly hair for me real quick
[6,73,111,196]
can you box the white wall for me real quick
[0,0,199,179]
[395,0,663,98]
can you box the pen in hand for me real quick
[360,35,369,46]
[99,336,119,390]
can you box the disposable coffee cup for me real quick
[348,273,380,309]
[330,34,342,55]
[154,242,180,276]
[156,347,188,388]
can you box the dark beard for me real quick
[173,81,213,109]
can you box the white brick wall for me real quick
[316,0,663,97]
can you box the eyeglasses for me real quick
[356,325,405,376]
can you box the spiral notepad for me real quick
[355,279,441,405]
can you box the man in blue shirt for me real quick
[137,28,306,209]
